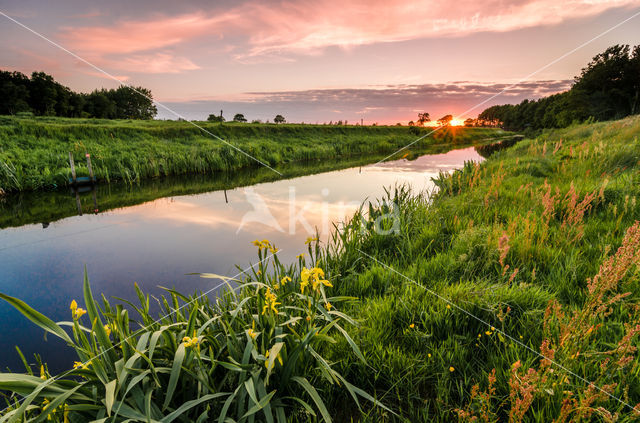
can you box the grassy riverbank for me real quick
[0,141,496,229]
[322,115,640,420]
[2,116,639,421]
[0,115,506,192]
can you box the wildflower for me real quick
[305,236,318,245]
[247,328,258,340]
[261,288,281,315]
[519,335,523,339]
[428,353,432,358]
[409,323,415,329]
[70,301,87,319]
[491,326,495,331]
[306,316,311,321]
[281,276,291,285]
[252,240,261,247]
[301,267,331,291]
[478,334,482,338]
[485,331,492,336]
[182,334,201,349]
[325,302,333,311]
[446,304,451,310]
[73,361,88,370]
[104,324,111,337]
[40,365,46,380]
[300,278,309,293]
[274,284,280,290]
[449,366,455,372]
[296,253,305,259]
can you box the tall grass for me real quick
[0,241,388,421]
[316,115,640,420]
[0,116,505,192]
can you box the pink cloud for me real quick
[234,0,640,57]
[58,13,237,55]
[117,53,200,73]
[57,0,640,71]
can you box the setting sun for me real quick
[449,118,465,126]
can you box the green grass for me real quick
[2,116,640,421]
[0,115,506,192]
[319,115,640,421]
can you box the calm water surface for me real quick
[0,147,483,373]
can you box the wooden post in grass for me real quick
[224,189,228,203]
[85,153,95,182]
[69,152,77,184]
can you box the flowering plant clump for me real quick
[0,239,386,422]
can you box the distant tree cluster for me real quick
[208,111,286,124]
[0,70,158,119]
[478,44,640,131]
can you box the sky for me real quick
[1,0,640,124]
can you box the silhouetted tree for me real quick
[417,112,430,126]
[207,114,225,122]
[274,114,286,124]
[233,113,247,122]
[437,114,453,126]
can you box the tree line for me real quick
[477,44,640,132]
[0,70,158,119]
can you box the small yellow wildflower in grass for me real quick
[325,302,333,311]
[428,353,432,358]
[252,240,261,247]
[302,266,331,291]
[70,300,87,319]
[73,361,88,370]
[296,253,305,259]
[491,326,495,331]
[305,236,318,245]
[446,304,451,310]
[300,278,309,293]
[182,334,201,349]
[449,366,455,372]
[306,315,311,321]
[409,323,415,329]
[247,328,258,340]
[281,276,291,285]
[40,365,46,380]
[103,324,111,337]
[261,288,281,315]
[519,335,523,339]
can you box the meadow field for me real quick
[1,115,640,421]
[0,116,505,193]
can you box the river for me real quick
[0,145,488,373]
